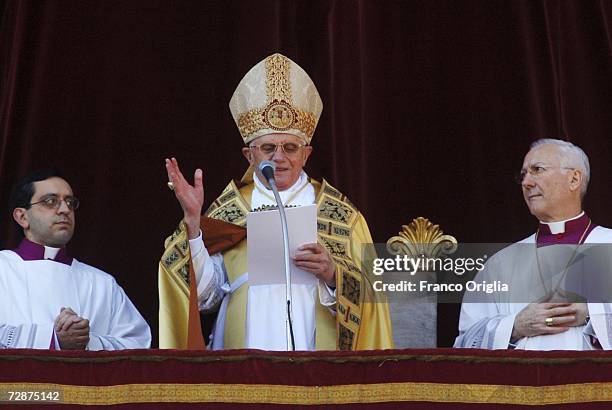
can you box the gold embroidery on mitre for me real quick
[266,54,292,102]
[238,106,317,141]
[264,100,296,130]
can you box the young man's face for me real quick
[14,177,76,247]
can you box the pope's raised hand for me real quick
[165,157,204,239]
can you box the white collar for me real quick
[250,170,314,210]
[539,211,585,234]
[253,170,308,195]
[43,246,61,260]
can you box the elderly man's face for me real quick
[14,177,76,247]
[243,133,313,191]
[521,144,581,222]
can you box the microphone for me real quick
[259,160,276,183]
[257,159,295,350]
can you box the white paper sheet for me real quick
[247,204,318,286]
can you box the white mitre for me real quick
[229,53,323,145]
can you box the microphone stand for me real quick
[268,178,296,351]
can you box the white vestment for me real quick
[191,172,335,350]
[0,249,151,350]
[455,225,612,350]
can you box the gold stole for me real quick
[159,214,246,349]
[159,223,204,349]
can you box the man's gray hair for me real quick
[530,138,590,197]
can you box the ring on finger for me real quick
[167,181,174,191]
[545,317,553,327]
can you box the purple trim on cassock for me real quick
[50,333,56,350]
[537,213,597,246]
[13,238,73,265]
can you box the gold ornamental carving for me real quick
[386,217,458,259]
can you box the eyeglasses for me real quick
[29,195,80,211]
[515,165,575,184]
[249,142,305,156]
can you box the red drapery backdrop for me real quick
[1,0,612,346]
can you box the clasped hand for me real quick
[54,307,90,350]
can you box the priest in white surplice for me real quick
[455,139,612,350]
[1,169,151,350]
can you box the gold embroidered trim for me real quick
[205,181,250,228]
[315,179,363,350]
[3,381,612,405]
[160,221,191,293]
[264,100,296,130]
[340,271,361,307]
[318,197,356,226]
[317,221,352,238]
[324,237,351,260]
[338,323,355,350]
[266,54,292,102]
[237,105,318,140]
